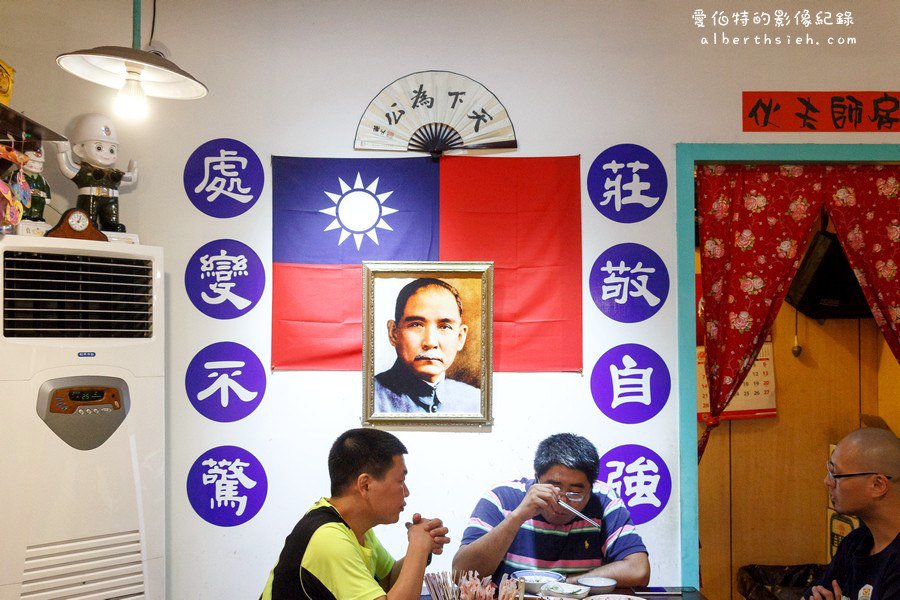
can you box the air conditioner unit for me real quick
[0,235,164,600]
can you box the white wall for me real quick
[3,1,899,598]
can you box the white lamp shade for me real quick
[57,45,207,100]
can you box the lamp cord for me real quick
[45,203,62,219]
[132,0,141,49]
[149,0,157,44]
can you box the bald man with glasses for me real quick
[452,433,650,587]
[805,427,899,600]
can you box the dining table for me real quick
[420,589,709,600]
[605,588,709,600]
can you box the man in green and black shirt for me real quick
[261,428,449,600]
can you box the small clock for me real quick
[46,208,108,241]
[68,210,90,231]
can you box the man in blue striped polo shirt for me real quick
[452,433,650,586]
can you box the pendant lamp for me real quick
[56,0,207,118]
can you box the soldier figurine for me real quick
[54,113,137,232]
[12,145,51,221]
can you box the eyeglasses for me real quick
[537,478,589,502]
[561,491,586,502]
[826,462,894,482]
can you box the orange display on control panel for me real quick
[48,387,122,414]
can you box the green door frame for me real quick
[675,143,900,586]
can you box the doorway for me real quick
[674,144,900,598]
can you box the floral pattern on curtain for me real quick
[696,165,825,461]
[823,165,900,360]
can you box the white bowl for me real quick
[575,576,617,594]
[539,581,591,599]
[512,570,564,594]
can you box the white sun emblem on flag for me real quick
[319,173,398,250]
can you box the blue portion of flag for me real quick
[272,157,440,264]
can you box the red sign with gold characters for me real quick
[743,91,900,132]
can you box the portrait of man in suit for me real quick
[374,277,481,414]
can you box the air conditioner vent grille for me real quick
[21,529,146,599]
[3,251,154,338]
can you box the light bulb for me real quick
[115,73,148,119]
[792,334,802,357]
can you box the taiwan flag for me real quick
[272,155,581,372]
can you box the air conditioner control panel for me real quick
[37,376,131,451]
[48,387,123,415]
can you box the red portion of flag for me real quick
[271,156,582,372]
[272,263,363,370]
[439,156,582,372]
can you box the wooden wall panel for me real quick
[698,308,869,599]
[698,422,731,600]
[877,337,900,432]
[728,312,863,598]
[860,320,880,417]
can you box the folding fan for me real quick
[354,70,517,155]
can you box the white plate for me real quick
[540,582,590,599]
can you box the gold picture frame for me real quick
[363,261,493,426]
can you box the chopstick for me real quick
[558,500,603,530]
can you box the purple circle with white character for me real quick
[185,342,266,422]
[184,239,265,319]
[598,444,670,525]
[183,138,264,218]
[591,344,670,424]
[587,144,666,223]
[589,243,669,323]
[186,445,267,526]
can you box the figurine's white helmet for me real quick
[70,113,119,146]
[70,113,119,167]
[24,145,45,174]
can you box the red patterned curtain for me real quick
[823,166,900,360]
[696,165,825,461]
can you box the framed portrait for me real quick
[363,261,493,426]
